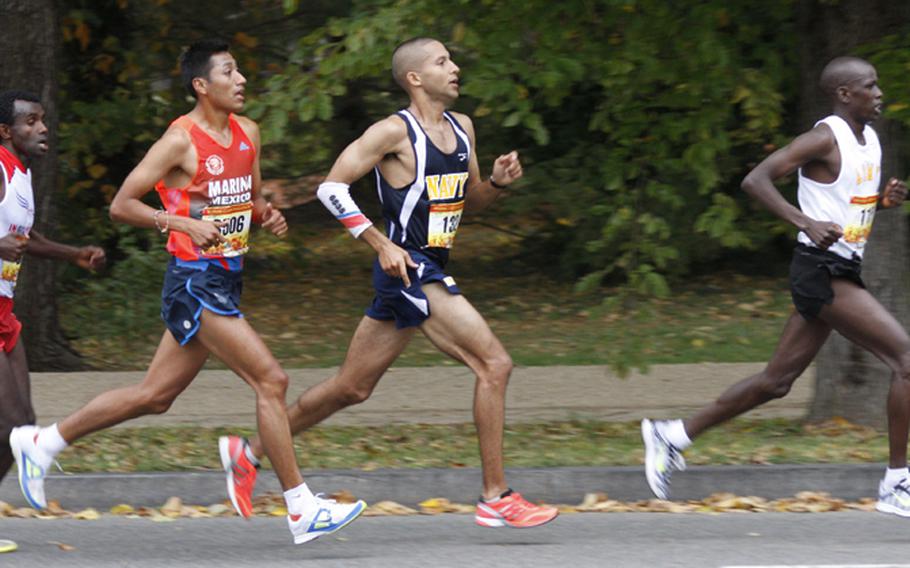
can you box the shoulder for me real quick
[370,114,410,138]
[358,114,410,150]
[795,122,837,152]
[232,114,260,143]
[447,111,474,135]
[157,122,193,153]
[232,114,259,136]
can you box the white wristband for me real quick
[316,181,373,238]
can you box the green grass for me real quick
[56,418,884,474]
[60,210,794,370]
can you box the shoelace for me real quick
[655,430,685,474]
[497,496,531,519]
[313,493,338,505]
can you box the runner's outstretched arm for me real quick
[25,231,104,271]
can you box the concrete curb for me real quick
[0,464,885,509]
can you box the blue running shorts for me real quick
[365,250,460,329]
[161,257,244,345]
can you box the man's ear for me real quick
[192,76,208,97]
[0,124,11,143]
[836,85,851,104]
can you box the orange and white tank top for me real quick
[0,146,35,299]
[155,114,255,262]
[797,115,881,261]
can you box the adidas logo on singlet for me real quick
[239,142,250,151]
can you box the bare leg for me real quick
[0,342,31,481]
[815,280,910,467]
[194,312,306,491]
[58,332,209,442]
[685,311,831,438]
[249,316,414,458]
[419,284,512,500]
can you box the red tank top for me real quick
[155,114,255,261]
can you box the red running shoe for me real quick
[219,436,258,518]
[475,490,558,528]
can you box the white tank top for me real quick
[796,114,881,261]
[0,146,36,299]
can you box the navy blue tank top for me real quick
[373,109,471,267]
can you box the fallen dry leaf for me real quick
[48,541,76,551]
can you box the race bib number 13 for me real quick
[427,201,464,249]
[201,202,252,258]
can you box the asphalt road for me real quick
[1,512,908,567]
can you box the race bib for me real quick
[200,202,252,258]
[843,195,877,245]
[1,260,21,283]
[427,201,464,249]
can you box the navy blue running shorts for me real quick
[365,250,461,329]
[789,244,864,320]
[161,258,244,345]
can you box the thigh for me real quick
[138,331,211,398]
[818,279,910,370]
[764,310,832,378]
[419,284,507,369]
[335,316,415,386]
[193,311,284,386]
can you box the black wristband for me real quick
[489,177,508,190]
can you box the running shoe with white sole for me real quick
[0,539,17,553]
[641,418,687,500]
[218,435,258,518]
[475,490,559,528]
[9,425,48,510]
[288,495,367,545]
[876,478,910,517]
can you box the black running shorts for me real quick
[789,244,864,320]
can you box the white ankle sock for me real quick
[884,467,909,487]
[284,482,316,516]
[662,419,692,450]
[36,424,68,459]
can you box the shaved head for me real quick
[391,37,441,89]
[819,56,874,97]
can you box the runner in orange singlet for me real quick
[9,40,364,545]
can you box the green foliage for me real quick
[61,229,168,355]
[250,0,797,295]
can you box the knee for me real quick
[892,353,910,383]
[335,380,375,407]
[136,387,177,415]
[478,352,513,390]
[758,372,796,400]
[257,367,290,400]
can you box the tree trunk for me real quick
[0,0,84,370]
[801,0,910,427]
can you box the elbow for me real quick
[740,173,757,196]
[109,199,126,224]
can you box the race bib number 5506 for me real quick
[200,202,252,258]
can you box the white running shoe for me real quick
[9,425,49,509]
[876,478,910,517]
[288,495,367,545]
[641,418,687,500]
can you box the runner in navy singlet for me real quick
[223,37,558,529]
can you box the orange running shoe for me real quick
[219,436,259,518]
[475,490,559,528]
